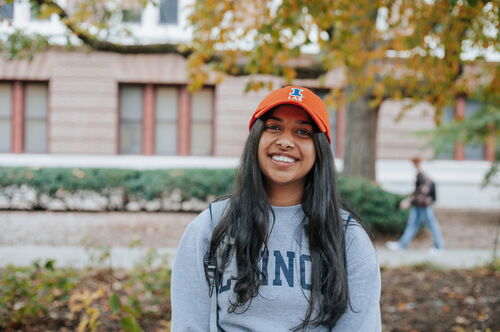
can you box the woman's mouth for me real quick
[270,154,298,167]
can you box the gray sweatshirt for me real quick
[171,200,381,331]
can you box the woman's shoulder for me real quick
[182,198,231,239]
[340,210,376,261]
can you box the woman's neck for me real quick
[266,182,304,206]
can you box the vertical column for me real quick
[178,87,190,156]
[211,89,217,156]
[142,84,155,155]
[12,82,24,153]
[335,101,346,159]
[454,95,465,161]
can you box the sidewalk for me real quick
[1,209,497,270]
[376,248,495,268]
[0,245,495,269]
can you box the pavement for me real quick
[0,245,495,270]
[0,209,497,270]
[375,248,495,268]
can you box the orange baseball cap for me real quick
[248,86,331,142]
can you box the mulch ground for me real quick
[381,265,499,332]
[3,265,499,332]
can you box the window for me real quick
[155,87,178,155]
[438,97,489,161]
[0,1,14,19]
[159,0,177,24]
[119,84,214,156]
[24,84,48,153]
[30,4,50,21]
[0,81,48,153]
[436,105,455,160]
[463,100,484,160]
[0,83,12,152]
[121,0,142,23]
[119,85,143,154]
[190,88,213,155]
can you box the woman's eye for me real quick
[265,124,280,132]
[297,129,312,137]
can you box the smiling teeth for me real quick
[272,155,295,163]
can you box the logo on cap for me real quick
[288,88,304,102]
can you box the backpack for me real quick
[411,173,437,206]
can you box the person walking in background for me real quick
[386,157,444,253]
[171,86,381,331]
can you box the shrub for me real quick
[0,167,236,212]
[0,260,79,328]
[0,250,172,331]
[337,175,408,234]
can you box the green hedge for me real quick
[337,176,408,233]
[0,167,407,233]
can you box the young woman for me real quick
[171,86,381,331]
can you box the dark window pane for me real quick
[159,0,177,24]
[156,122,177,155]
[122,9,142,23]
[120,85,143,154]
[191,123,211,156]
[30,5,49,21]
[121,0,142,23]
[190,88,212,156]
[436,106,455,160]
[0,1,14,19]
[464,100,484,160]
[25,120,47,153]
[120,122,142,154]
[155,87,177,155]
[0,83,12,152]
[24,84,48,153]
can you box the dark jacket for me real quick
[411,172,436,207]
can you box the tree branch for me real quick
[32,0,192,56]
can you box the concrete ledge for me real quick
[0,246,495,270]
[377,249,495,269]
[0,245,176,270]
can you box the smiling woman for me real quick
[171,86,381,332]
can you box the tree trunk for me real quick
[343,93,379,181]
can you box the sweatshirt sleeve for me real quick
[171,209,212,332]
[332,223,381,332]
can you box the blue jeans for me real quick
[398,206,444,249]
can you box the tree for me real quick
[187,0,499,180]
[1,0,499,180]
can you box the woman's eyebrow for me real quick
[297,120,314,126]
[268,116,313,126]
[268,116,283,122]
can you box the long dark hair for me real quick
[208,117,350,330]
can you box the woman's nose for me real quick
[276,138,295,150]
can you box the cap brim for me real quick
[252,101,328,134]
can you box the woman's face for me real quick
[258,105,316,191]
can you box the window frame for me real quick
[158,0,178,25]
[439,95,493,162]
[0,80,49,154]
[117,83,215,156]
